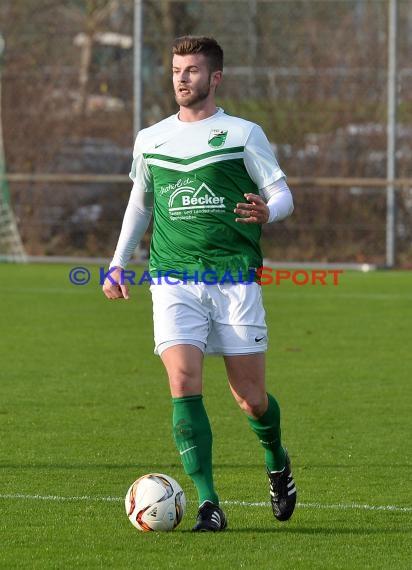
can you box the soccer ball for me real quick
[125,473,186,532]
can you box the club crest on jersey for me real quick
[208,129,228,148]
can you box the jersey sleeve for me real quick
[243,125,286,189]
[129,133,153,192]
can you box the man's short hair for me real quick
[172,36,224,72]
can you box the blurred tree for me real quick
[59,0,126,116]
[144,0,197,119]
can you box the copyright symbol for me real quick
[69,267,91,285]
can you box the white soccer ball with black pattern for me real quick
[125,473,186,532]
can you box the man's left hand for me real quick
[234,193,269,224]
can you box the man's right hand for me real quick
[102,267,130,300]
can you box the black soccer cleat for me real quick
[192,500,227,532]
[267,450,297,522]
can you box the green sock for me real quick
[247,392,286,472]
[172,395,219,506]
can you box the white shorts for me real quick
[150,281,267,356]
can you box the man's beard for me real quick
[174,79,212,108]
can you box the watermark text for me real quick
[68,266,344,286]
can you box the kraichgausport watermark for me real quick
[68,266,343,286]
[69,266,91,285]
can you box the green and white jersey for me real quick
[130,108,285,279]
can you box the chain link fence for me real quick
[1,0,412,265]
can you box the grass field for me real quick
[1,263,411,569]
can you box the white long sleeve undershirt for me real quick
[261,177,294,223]
[110,183,153,269]
[110,177,294,269]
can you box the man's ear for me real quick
[211,70,223,88]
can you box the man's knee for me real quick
[160,344,203,397]
[168,368,200,395]
[235,392,268,419]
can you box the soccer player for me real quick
[103,36,296,531]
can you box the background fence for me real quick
[1,0,411,266]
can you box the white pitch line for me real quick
[0,494,121,503]
[0,494,411,513]
[222,500,412,513]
